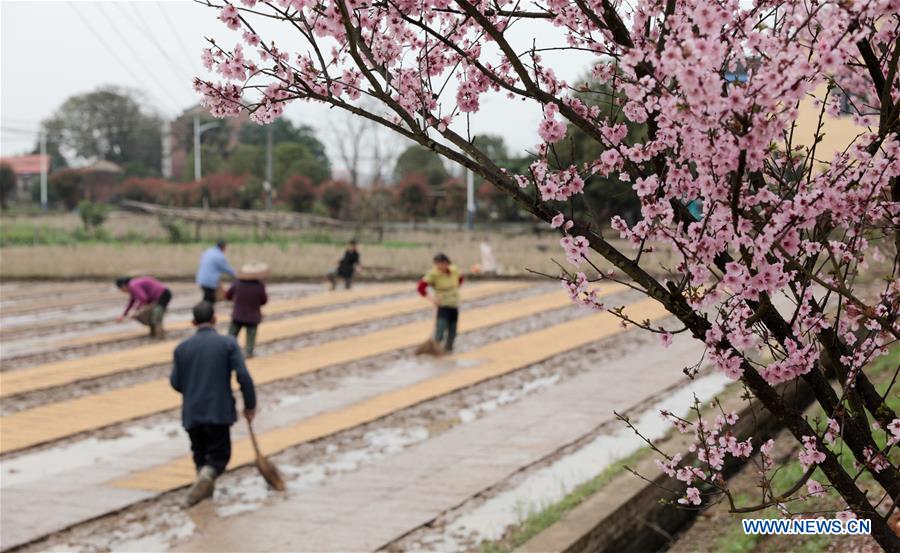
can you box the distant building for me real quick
[168,104,250,181]
[0,154,51,200]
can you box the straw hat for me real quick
[238,261,270,280]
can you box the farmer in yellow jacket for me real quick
[417,253,464,353]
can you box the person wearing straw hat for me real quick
[115,275,172,339]
[225,262,269,358]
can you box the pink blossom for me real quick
[863,447,889,473]
[886,418,900,446]
[660,332,673,348]
[798,436,826,470]
[836,510,857,522]
[560,235,589,266]
[550,213,565,229]
[823,418,840,445]
[537,104,566,143]
[218,4,241,30]
[678,486,702,506]
[806,479,825,497]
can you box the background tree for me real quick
[239,119,329,165]
[41,169,83,209]
[273,142,330,186]
[437,177,467,220]
[319,180,354,219]
[239,119,331,185]
[181,146,225,181]
[226,144,264,178]
[121,177,178,205]
[356,184,397,241]
[199,172,246,208]
[77,200,110,232]
[42,86,162,175]
[393,145,448,187]
[198,3,900,548]
[330,110,369,187]
[280,174,319,212]
[395,175,432,222]
[0,163,15,210]
[470,135,530,221]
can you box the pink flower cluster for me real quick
[887,419,900,446]
[560,272,607,311]
[531,161,585,203]
[656,408,752,507]
[798,436,826,470]
[537,103,566,143]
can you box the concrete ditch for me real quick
[516,379,816,553]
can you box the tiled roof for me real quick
[0,154,49,175]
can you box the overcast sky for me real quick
[1,1,592,174]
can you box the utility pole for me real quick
[264,124,273,210]
[39,131,48,211]
[193,115,201,182]
[161,120,172,179]
[466,166,475,230]
[193,115,219,208]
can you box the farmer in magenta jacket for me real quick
[116,275,172,338]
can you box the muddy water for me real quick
[0,283,323,361]
[15,327,653,553]
[1,284,581,414]
[7,283,659,552]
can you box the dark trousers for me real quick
[328,271,353,289]
[229,320,259,356]
[187,424,231,475]
[434,306,459,351]
[158,288,172,308]
[201,286,217,303]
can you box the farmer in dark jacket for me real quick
[225,263,269,358]
[327,239,361,290]
[170,301,257,507]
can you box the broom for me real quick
[414,338,446,356]
[247,421,286,491]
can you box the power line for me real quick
[1,126,41,135]
[115,2,195,88]
[156,1,202,75]
[0,116,43,125]
[68,2,179,116]
[94,2,186,111]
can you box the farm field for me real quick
[0,211,678,280]
[0,278,721,552]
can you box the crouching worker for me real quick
[171,302,257,507]
[417,253,464,353]
[116,275,172,339]
[226,262,269,358]
[327,239,361,290]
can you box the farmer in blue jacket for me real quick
[171,301,257,507]
[196,240,236,303]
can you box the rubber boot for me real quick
[185,465,217,507]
